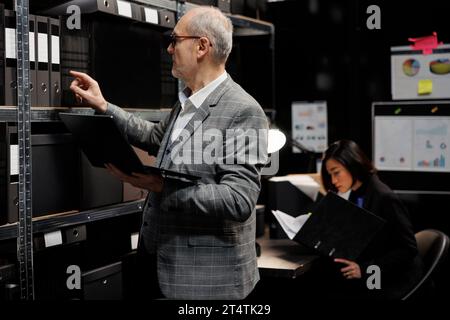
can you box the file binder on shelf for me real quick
[29,14,38,107]
[59,15,176,108]
[4,9,17,106]
[157,8,175,28]
[0,4,5,105]
[60,15,90,106]
[116,0,142,20]
[36,15,50,107]
[188,0,231,13]
[0,122,18,225]
[49,17,61,107]
[42,0,175,28]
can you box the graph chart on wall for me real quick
[375,116,450,172]
[414,119,449,171]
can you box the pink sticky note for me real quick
[408,32,443,55]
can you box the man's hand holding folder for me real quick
[105,163,164,193]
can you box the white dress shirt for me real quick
[170,72,227,143]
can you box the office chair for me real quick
[402,229,449,300]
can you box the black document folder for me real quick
[59,113,200,182]
[293,191,385,261]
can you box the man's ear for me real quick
[197,37,211,59]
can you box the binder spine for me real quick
[0,123,19,224]
[36,15,50,107]
[96,0,118,15]
[4,9,17,106]
[49,17,61,107]
[157,9,175,28]
[0,4,5,105]
[29,15,37,107]
[0,123,7,224]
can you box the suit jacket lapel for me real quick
[156,102,181,168]
[160,76,233,168]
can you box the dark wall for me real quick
[259,2,450,296]
[262,0,450,175]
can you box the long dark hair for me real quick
[321,140,376,192]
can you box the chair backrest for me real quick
[402,229,450,300]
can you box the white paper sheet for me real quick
[269,175,320,201]
[272,210,311,240]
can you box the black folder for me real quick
[293,191,385,261]
[29,14,38,107]
[59,113,200,182]
[36,15,50,106]
[49,16,61,107]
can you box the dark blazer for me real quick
[105,75,268,299]
[355,174,423,299]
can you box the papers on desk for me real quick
[269,175,320,201]
[271,210,311,240]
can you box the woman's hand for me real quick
[334,258,362,280]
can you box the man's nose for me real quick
[167,44,174,55]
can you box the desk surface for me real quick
[257,239,319,279]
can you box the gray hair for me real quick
[186,7,233,63]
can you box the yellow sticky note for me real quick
[418,79,433,95]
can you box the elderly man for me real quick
[70,6,268,300]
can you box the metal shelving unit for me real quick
[0,199,144,241]
[0,107,170,122]
[4,0,276,300]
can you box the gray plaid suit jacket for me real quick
[105,75,268,299]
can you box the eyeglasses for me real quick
[165,33,212,48]
[166,33,202,48]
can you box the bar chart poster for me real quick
[374,117,413,170]
[413,118,450,172]
[291,101,328,153]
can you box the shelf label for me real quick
[5,28,16,59]
[144,7,158,24]
[10,145,19,175]
[131,232,139,250]
[38,33,48,63]
[44,230,63,248]
[51,35,60,64]
[117,0,132,18]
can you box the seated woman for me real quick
[316,139,423,299]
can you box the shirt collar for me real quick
[178,72,227,111]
